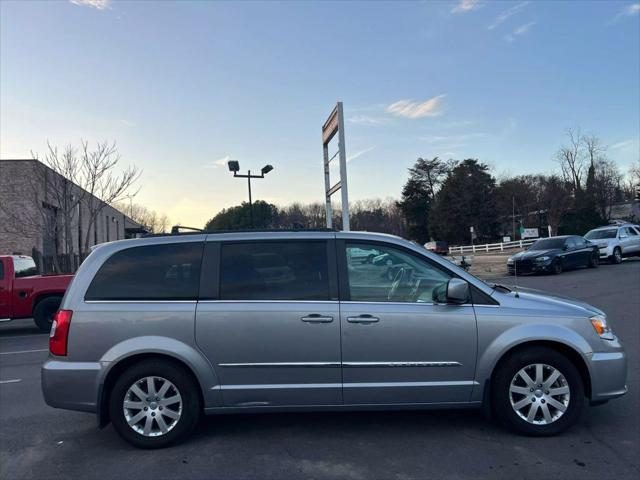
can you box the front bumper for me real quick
[507,260,552,274]
[588,341,628,402]
[41,359,103,413]
[597,246,613,259]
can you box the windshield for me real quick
[13,257,38,277]
[529,238,566,250]
[585,229,617,240]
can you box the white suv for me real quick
[584,223,640,264]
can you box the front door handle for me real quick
[347,314,380,324]
[301,314,334,324]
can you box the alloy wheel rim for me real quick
[123,376,182,437]
[615,250,621,262]
[509,363,570,425]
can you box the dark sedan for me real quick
[507,235,599,275]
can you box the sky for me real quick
[1,0,639,228]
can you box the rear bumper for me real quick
[589,348,628,402]
[41,359,103,413]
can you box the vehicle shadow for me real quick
[0,317,45,337]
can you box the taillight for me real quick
[50,310,72,356]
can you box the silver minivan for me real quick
[42,230,627,448]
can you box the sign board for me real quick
[322,102,350,230]
[503,236,511,243]
[522,228,539,239]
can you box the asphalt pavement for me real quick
[1,259,638,480]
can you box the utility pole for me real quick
[512,196,516,241]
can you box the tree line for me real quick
[205,129,639,245]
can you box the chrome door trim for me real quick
[84,300,197,304]
[343,380,477,388]
[220,383,342,390]
[218,362,341,368]
[342,361,463,368]
[198,300,339,304]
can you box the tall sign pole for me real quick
[322,101,350,230]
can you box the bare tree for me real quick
[593,158,623,220]
[79,141,141,252]
[112,201,171,234]
[556,127,585,192]
[582,134,604,168]
[540,175,572,236]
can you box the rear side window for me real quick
[220,241,329,301]
[85,243,203,301]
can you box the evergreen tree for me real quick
[429,159,499,244]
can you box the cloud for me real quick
[348,115,389,126]
[69,0,110,9]
[488,2,529,30]
[120,119,135,127]
[451,0,483,14]
[347,147,375,163]
[420,133,485,144]
[504,21,535,42]
[607,3,640,24]
[610,139,638,150]
[386,95,446,119]
[205,155,230,169]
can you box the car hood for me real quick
[511,249,559,260]
[502,286,604,317]
[588,238,615,245]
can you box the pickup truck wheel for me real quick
[109,359,201,449]
[33,297,62,332]
[492,346,584,436]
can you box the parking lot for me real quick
[1,260,638,480]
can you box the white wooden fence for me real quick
[448,238,537,254]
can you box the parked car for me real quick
[42,231,626,448]
[424,241,449,255]
[584,223,640,264]
[0,255,73,331]
[507,235,599,275]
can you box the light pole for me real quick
[227,160,274,228]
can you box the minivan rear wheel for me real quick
[109,359,201,448]
[492,346,584,436]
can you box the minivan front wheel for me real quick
[109,359,201,448]
[492,346,584,436]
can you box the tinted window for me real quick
[346,242,451,303]
[623,227,638,237]
[529,238,565,250]
[629,227,639,236]
[585,228,617,239]
[85,243,203,301]
[220,242,329,301]
[13,257,38,277]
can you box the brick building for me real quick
[0,159,145,272]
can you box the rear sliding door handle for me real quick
[301,314,334,324]
[346,315,380,324]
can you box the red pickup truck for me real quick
[0,255,73,332]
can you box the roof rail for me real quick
[142,226,337,238]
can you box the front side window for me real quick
[85,243,203,301]
[345,242,451,303]
[219,241,329,301]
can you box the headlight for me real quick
[598,243,607,248]
[507,258,514,264]
[590,315,614,340]
[535,256,550,262]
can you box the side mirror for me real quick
[433,278,469,304]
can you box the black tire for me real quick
[588,252,599,268]
[611,247,622,264]
[33,296,62,332]
[552,259,563,275]
[492,346,584,436]
[109,359,201,449]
